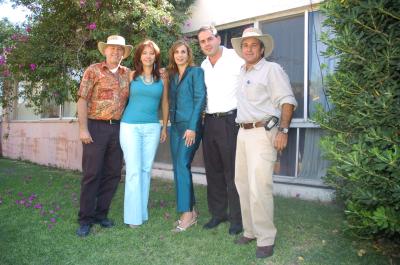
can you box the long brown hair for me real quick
[167,40,194,75]
[132,39,161,81]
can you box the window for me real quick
[261,15,305,120]
[218,24,252,49]
[13,82,77,120]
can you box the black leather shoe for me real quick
[76,224,91,237]
[228,223,243,235]
[203,217,228,229]
[94,218,114,228]
[256,245,274,258]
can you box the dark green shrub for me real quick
[316,0,400,242]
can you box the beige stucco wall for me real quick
[1,119,82,170]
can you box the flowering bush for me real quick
[1,0,195,113]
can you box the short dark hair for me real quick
[197,25,219,38]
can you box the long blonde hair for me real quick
[167,40,194,75]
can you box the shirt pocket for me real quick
[245,83,264,102]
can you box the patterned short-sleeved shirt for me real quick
[78,62,130,120]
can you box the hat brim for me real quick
[231,34,274,59]
[98,42,133,59]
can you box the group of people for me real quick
[75,25,297,259]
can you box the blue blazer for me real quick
[169,66,206,131]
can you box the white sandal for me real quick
[172,218,197,233]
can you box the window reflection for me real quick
[261,15,305,119]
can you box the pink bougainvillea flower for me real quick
[30,63,37,71]
[0,56,5,65]
[25,202,32,208]
[15,199,20,204]
[95,0,101,9]
[87,22,96,30]
[19,35,29,42]
[50,218,56,223]
[17,192,24,197]
[79,0,86,7]
[159,200,166,208]
[26,26,31,33]
[3,70,11,77]
[11,34,18,40]
[4,47,13,53]
[34,203,42,209]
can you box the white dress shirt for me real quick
[201,47,244,114]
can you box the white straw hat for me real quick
[98,35,133,59]
[231,27,274,58]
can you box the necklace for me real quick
[140,75,154,85]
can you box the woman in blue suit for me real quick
[167,40,206,232]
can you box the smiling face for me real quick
[173,44,189,67]
[104,45,124,66]
[140,45,156,67]
[198,29,221,57]
[241,37,264,66]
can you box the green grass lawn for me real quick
[0,158,393,265]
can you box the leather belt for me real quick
[89,119,120,125]
[206,109,236,118]
[238,121,264,129]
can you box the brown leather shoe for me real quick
[256,245,274,258]
[234,236,255,245]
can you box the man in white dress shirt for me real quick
[197,25,244,235]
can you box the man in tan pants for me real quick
[231,27,297,258]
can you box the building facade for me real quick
[1,0,334,200]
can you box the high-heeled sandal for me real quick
[172,217,197,233]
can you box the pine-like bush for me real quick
[316,0,400,242]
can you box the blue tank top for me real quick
[121,76,163,124]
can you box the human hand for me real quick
[160,67,168,80]
[183,130,196,147]
[274,132,288,152]
[80,129,93,144]
[160,127,167,143]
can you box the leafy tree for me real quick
[0,19,24,114]
[1,0,194,114]
[316,0,400,245]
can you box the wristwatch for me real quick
[278,127,289,134]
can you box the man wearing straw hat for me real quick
[231,28,297,258]
[76,35,133,237]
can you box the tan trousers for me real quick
[235,127,277,246]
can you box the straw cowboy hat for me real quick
[98,35,133,59]
[231,27,274,58]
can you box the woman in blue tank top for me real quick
[120,40,169,228]
[168,40,206,232]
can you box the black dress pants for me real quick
[78,119,123,225]
[202,111,242,225]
